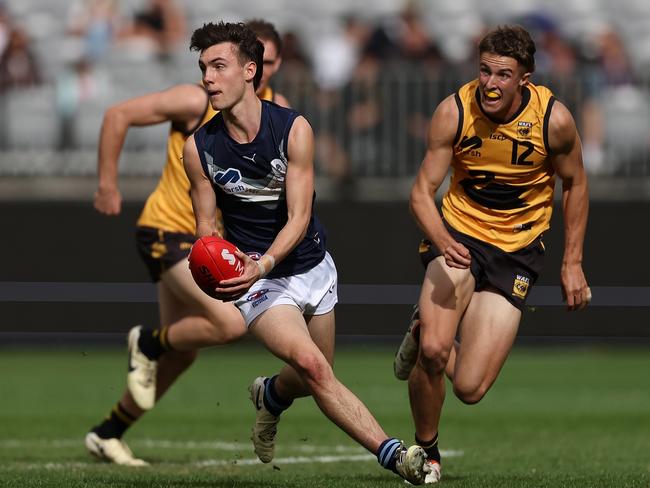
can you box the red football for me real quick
[188,236,244,298]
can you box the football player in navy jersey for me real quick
[182,21,430,485]
[85,20,292,467]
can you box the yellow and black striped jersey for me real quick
[136,87,276,235]
[442,79,556,252]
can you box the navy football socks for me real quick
[377,437,402,472]
[262,375,293,416]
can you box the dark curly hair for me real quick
[190,21,264,90]
[478,25,536,73]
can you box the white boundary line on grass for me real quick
[0,438,463,470]
[0,438,363,453]
[195,450,464,468]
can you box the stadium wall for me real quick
[1,200,648,344]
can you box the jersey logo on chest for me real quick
[214,168,245,194]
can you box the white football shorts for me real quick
[235,252,338,327]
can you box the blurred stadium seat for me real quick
[0,0,649,187]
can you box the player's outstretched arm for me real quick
[94,84,208,215]
[183,134,218,238]
[548,100,590,311]
[410,95,471,269]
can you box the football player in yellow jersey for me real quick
[393,25,590,483]
[86,20,290,466]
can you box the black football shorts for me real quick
[418,222,545,312]
[135,226,196,282]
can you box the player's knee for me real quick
[215,322,246,343]
[452,380,488,405]
[417,340,450,375]
[291,350,333,387]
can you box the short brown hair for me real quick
[478,25,536,73]
[246,19,283,56]
[190,21,264,89]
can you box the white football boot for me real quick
[394,443,428,485]
[393,305,421,380]
[85,431,148,466]
[127,325,157,410]
[424,460,442,483]
[248,376,281,463]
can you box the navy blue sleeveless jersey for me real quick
[194,100,327,278]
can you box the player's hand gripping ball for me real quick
[189,236,244,298]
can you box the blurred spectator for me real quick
[0,2,10,147]
[306,16,372,194]
[337,36,385,181]
[517,12,580,101]
[55,55,106,150]
[338,3,444,175]
[392,2,441,66]
[311,15,369,91]
[0,24,40,91]
[580,26,639,174]
[279,30,311,77]
[119,0,186,61]
[0,2,9,59]
[66,0,122,62]
[361,2,441,69]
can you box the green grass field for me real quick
[1,343,649,487]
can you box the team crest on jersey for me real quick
[267,139,289,188]
[512,274,530,298]
[270,158,287,182]
[247,288,270,308]
[517,121,533,138]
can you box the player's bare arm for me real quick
[94,84,208,216]
[548,100,590,311]
[265,116,314,261]
[183,134,218,238]
[220,116,315,298]
[410,95,471,269]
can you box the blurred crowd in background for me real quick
[1,0,649,187]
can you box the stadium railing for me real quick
[0,68,649,180]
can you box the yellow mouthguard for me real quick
[485,91,500,99]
